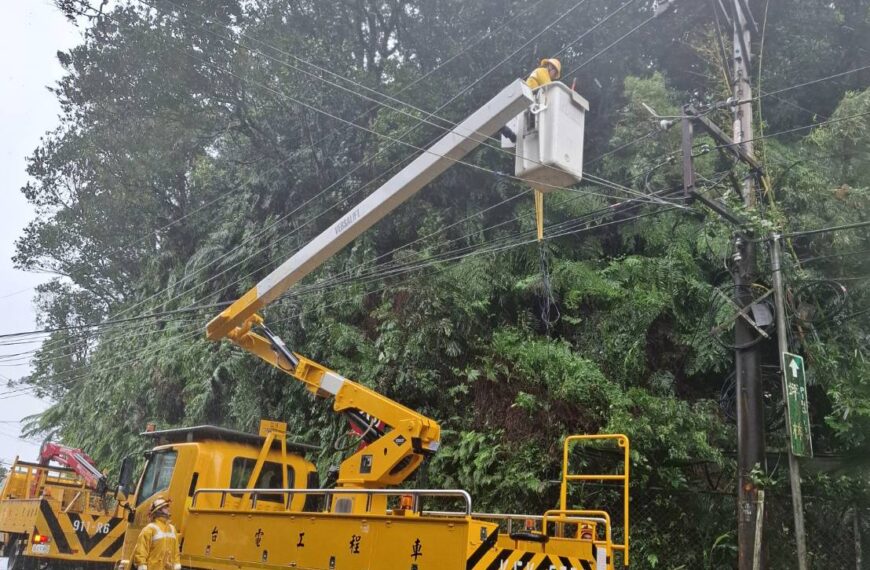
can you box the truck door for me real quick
[118,448,179,565]
[136,449,179,517]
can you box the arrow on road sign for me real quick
[782,352,812,457]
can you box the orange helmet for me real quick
[540,58,562,79]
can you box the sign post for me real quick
[782,352,812,457]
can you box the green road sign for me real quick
[782,352,813,457]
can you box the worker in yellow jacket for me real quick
[500,58,562,143]
[132,498,182,570]
[526,58,562,89]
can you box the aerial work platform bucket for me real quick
[515,82,589,192]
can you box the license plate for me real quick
[31,544,50,555]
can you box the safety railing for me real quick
[1,461,90,501]
[191,487,473,515]
[562,434,630,565]
[424,511,609,535]
[543,509,612,542]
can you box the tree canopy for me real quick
[12,0,870,566]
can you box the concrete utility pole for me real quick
[730,0,767,568]
[771,235,809,570]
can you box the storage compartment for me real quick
[514,82,589,192]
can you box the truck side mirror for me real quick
[117,457,135,496]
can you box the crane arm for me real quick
[207,80,536,489]
[38,442,107,493]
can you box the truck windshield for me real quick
[137,450,178,505]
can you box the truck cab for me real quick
[117,421,318,568]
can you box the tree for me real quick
[13,1,870,566]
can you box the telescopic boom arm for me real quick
[206,80,533,341]
[206,80,535,489]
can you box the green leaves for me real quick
[12,2,870,566]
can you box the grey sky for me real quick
[0,1,80,465]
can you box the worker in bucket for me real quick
[131,497,182,570]
[500,58,562,142]
[526,57,561,89]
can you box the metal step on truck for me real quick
[0,444,127,570]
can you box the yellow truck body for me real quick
[0,460,126,569]
[117,423,320,567]
[117,422,628,570]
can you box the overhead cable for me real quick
[29,0,553,331]
[782,220,870,239]
[19,0,688,369]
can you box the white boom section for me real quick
[208,79,535,340]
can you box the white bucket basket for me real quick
[514,82,589,192]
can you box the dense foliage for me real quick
[12,0,869,566]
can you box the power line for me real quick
[203,166,688,325]
[17,1,687,376]
[783,220,870,239]
[799,248,870,265]
[0,287,34,301]
[7,160,681,370]
[4,168,670,366]
[263,173,703,309]
[6,141,693,361]
[736,64,870,107]
[11,181,648,368]
[142,0,458,131]
[20,191,684,390]
[14,0,553,321]
[124,0,661,326]
[711,110,870,153]
[23,0,864,373]
[40,193,688,396]
[0,316,204,369]
[565,9,660,77]
[0,303,225,341]
[147,0,665,206]
[9,325,204,403]
[153,10,650,204]
[91,1,665,334]
[62,0,586,330]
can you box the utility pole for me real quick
[678,3,777,566]
[771,234,809,570]
[730,0,767,568]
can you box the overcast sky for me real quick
[0,1,80,466]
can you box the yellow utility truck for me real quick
[0,444,126,569]
[115,420,628,570]
[118,79,630,569]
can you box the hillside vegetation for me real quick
[13,0,869,566]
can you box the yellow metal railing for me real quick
[561,434,630,566]
[0,460,107,515]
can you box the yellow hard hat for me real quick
[149,497,171,517]
[541,58,561,79]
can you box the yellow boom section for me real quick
[225,314,440,489]
[205,81,535,489]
